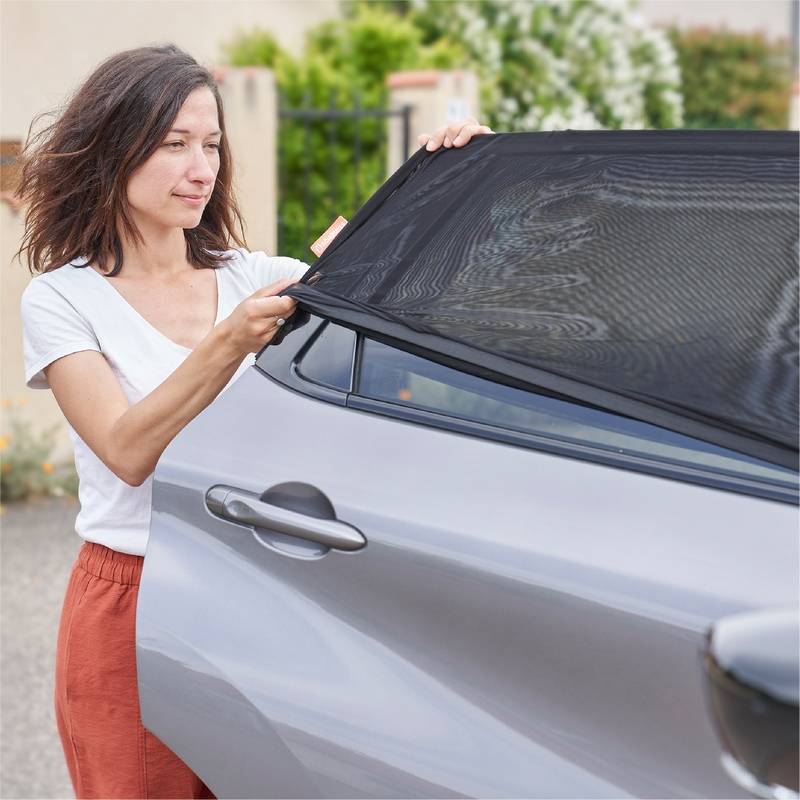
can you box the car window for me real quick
[356,337,797,489]
[295,321,355,392]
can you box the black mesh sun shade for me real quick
[285,130,799,470]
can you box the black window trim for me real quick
[293,317,358,396]
[256,316,349,407]
[256,318,799,506]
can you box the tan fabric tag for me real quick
[310,215,348,257]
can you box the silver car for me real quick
[136,310,798,798]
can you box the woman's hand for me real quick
[220,277,299,356]
[417,117,494,152]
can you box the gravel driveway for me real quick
[1,496,81,799]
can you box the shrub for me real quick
[224,10,458,259]
[0,404,78,503]
[670,27,792,129]
[405,0,683,131]
[224,1,684,259]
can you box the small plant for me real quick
[0,400,78,504]
[670,27,792,129]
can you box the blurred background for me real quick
[2,0,798,479]
[1,1,798,795]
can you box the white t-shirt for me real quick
[20,248,309,556]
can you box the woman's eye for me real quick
[165,142,219,150]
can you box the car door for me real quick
[137,317,798,799]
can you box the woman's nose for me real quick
[187,146,216,184]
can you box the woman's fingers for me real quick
[452,123,494,146]
[253,295,297,316]
[420,118,494,151]
[423,125,449,151]
[444,116,477,147]
[247,279,299,324]
[227,284,300,353]
[253,277,298,298]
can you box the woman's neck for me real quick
[104,226,191,279]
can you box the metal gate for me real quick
[277,91,411,261]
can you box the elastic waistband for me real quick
[77,541,144,585]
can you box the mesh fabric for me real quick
[286,131,799,470]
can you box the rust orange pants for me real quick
[55,541,216,799]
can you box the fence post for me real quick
[214,66,278,254]
[385,70,480,175]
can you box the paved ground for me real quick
[1,495,81,799]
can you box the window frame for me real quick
[256,318,799,505]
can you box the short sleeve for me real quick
[20,277,101,390]
[239,249,310,288]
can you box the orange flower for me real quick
[0,436,9,450]
[16,397,28,407]
[1,399,11,409]
[1,462,11,473]
[41,461,54,474]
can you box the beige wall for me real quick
[638,0,794,39]
[1,203,75,461]
[218,67,278,253]
[387,71,480,175]
[1,0,339,139]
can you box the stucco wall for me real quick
[638,0,794,39]
[1,0,339,139]
[1,203,74,460]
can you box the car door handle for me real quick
[206,486,366,551]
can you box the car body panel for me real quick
[138,358,798,798]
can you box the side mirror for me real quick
[703,608,798,799]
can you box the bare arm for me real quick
[45,278,298,487]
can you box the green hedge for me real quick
[225,9,458,260]
[670,27,792,130]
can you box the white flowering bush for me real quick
[228,1,684,258]
[408,0,683,130]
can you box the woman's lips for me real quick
[174,194,204,207]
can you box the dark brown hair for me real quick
[15,44,247,276]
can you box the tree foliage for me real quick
[225,8,455,258]
[402,0,683,130]
[669,27,792,130]
[224,1,685,260]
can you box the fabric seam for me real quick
[61,568,93,795]
[26,341,102,387]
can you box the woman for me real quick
[16,44,492,799]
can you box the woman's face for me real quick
[125,86,221,234]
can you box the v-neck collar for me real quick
[81,261,222,352]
